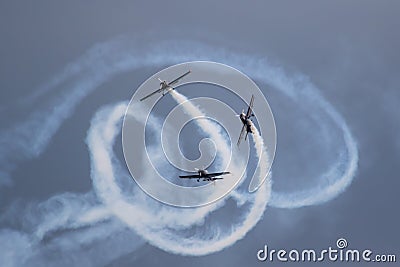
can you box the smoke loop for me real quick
[122,61,276,207]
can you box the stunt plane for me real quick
[237,94,256,146]
[140,70,191,101]
[179,168,230,182]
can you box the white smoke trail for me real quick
[169,90,232,168]
[0,38,358,265]
[0,43,125,186]
[0,193,144,267]
[258,72,359,208]
[87,101,270,256]
[0,40,358,208]
[249,124,272,193]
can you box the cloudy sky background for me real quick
[0,1,399,266]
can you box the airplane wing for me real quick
[167,70,191,86]
[139,88,162,101]
[204,171,230,178]
[237,124,246,146]
[246,94,255,118]
[179,174,201,179]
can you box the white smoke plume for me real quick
[0,192,143,267]
[169,90,231,168]
[87,101,270,256]
[249,123,272,193]
[0,38,358,266]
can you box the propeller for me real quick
[236,109,245,117]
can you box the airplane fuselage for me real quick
[160,81,173,95]
[140,71,190,101]
[236,94,256,145]
[198,170,208,177]
[160,81,168,89]
[240,113,253,133]
[179,169,227,182]
[239,113,246,124]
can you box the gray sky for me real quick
[0,1,399,266]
